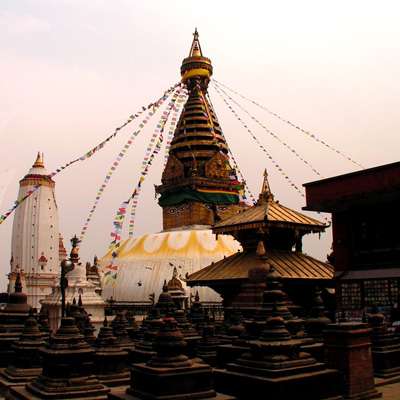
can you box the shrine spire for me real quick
[258,169,274,204]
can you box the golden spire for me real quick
[33,152,44,168]
[189,28,203,57]
[258,169,274,204]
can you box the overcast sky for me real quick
[1,0,399,291]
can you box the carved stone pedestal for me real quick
[215,314,342,400]
[324,322,381,399]
[367,311,400,378]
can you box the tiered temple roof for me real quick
[188,171,332,287]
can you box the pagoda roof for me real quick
[214,172,325,233]
[214,198,325,233]
[187,249,333,285]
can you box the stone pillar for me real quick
[324,322,381,399]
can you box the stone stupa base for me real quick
[108,390,234,400]
[0,367,42,394]
[109,362,235,400]
[214,365,343,400]
[97,371,131,388]
[7,376,110,400]
[372,346,400,378]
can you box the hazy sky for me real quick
[1,0,400,291]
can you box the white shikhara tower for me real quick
[9,153,60,309]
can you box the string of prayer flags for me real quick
[0,82,181,227]
[102,256,119,286]
[213,78,364,169]
[0,186,39,225]
[79,85,181,242]
[212,83,305,198]
[108,87,184,251]
[212,82,323,178]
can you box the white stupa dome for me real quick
[100,228,241,303]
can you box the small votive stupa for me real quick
[41,236,105,331]
[0,274,31,368]
[0,311,45,393]
[7,317,109,400]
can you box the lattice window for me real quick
[390,279,398,303]
[339,282,361,309]
[364,279,390,306]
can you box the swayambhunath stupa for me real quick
[2,2,400,398]
[100,30,246,303]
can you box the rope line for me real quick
[213,83,305,198]
[212,82,323,177]
[109,87,183,251]
[206,92,256,204]
[213,79,364,169]
[79,86,179,242]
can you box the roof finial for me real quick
[189,28,203,57]
[258,168,274,204]
[33,152,44,168]
[256,239,267,258]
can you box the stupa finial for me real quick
[256,239,267,258]
[33,152,44,168]
[189,28,202,57]
[180,29,212,85]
